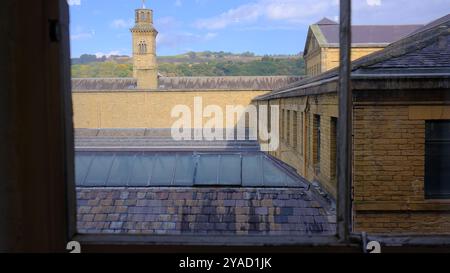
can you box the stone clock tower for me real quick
[131,2,158,89]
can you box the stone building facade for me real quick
[72,76,302,129]
[255,14,450,234]
[303,18,423,76]
[131,8,158,89]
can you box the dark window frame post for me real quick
[337,0,352,243]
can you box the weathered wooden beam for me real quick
[337,0,352,243]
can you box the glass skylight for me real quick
[75,151,307,188]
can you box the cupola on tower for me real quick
[131,2,158,89]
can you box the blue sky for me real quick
[68,0,450,58]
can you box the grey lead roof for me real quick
[72,76,304,91]
[314,17,422,46]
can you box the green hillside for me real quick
[71,52,305,78]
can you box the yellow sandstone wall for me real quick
[258,93,339,197]
[259,94,450,234]
[322,47,385,72]
[353,104,450,234]
[305,47,385,76]
[72,90,268,129]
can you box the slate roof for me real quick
[72,76,304,91]
[75,128,336,235]
[315,17,338,25]
[362,35,450,71]
[406,14,450,38]
[256,14,450,101]
[77,187,336,235]
[313,17,423,46]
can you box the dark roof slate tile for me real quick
[77,187,336,235]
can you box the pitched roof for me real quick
[316,17,338,25]
[406,14,450,38]
[77,187,336,235]
[359,35,450,73]
[72,76,304,91]
[313,17,423,46]
[257,14,450,101]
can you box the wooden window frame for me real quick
[287,110,291,146]
[424,120,450,199]
[69,0,450,252]
[10,0,448,252]
[313,114,321,173]
[299,112,304,155]
[330,117,338,180]
[293,111,298,150]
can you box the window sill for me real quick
[354,201,450,211]
[74,234,342,247]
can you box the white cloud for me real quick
[352,0,450,25]
[71,25,95,40]
[67,0,81,6]
[70,30,95,41]
[204,32,218,40]
[194,0,339,30]
[153,16,218,49]
[111,19,133,29]
[366,0,382,6]
[70,33,91,40]
[156,17,180,30]
[95,51,121,58]
[194,0,450,29]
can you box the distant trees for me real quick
[186,51,197,59]
[72,62,133,78]
[71,51,306,78]
[71,54,98,65]
[241,51,255,57]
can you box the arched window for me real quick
[138,41,147,54]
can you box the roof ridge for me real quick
[353,21,449,69]
[352,24,424,27]
[315,17,338,25]
[255,19,449,101]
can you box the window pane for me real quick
[75,153,93,186]
[150,154,176,186]
[262,156,286,186]
[242,154,263,187]
[129,153,154,186]
[173,154,195,186]
[195,155,219,185]
[218,154,241,186]
[425,121,450,199]
[107,153,133,186]
[84,153,115,186]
